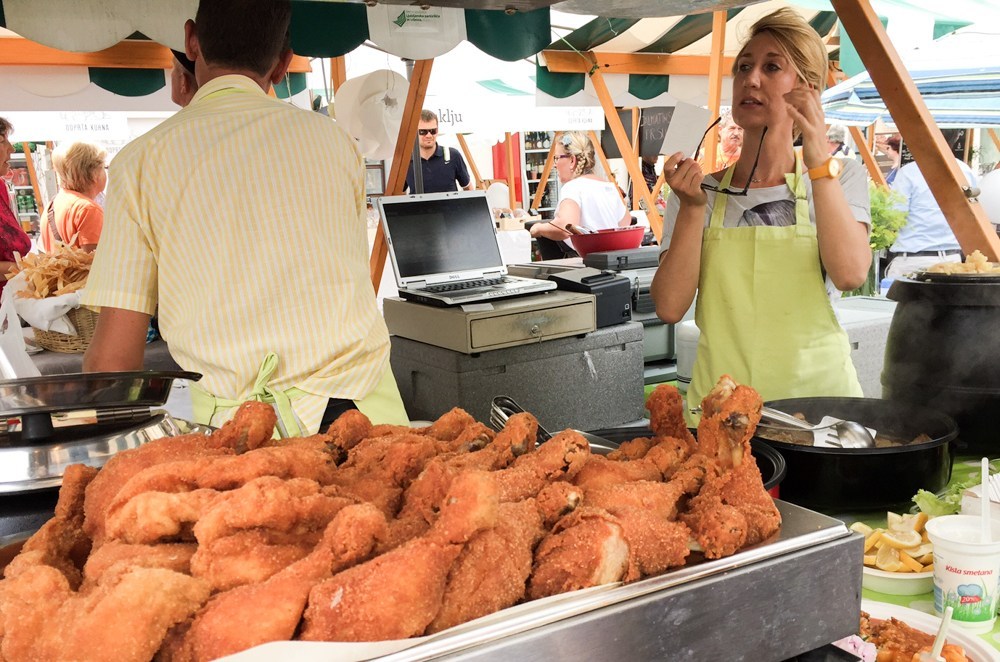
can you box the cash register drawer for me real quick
[383,292,597,354]
[470,301,594,350]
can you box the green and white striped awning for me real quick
[537,3,837,108]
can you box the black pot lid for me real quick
[0,370,201,417]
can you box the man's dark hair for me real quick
[420,109,438,123]
[194,0,292,77]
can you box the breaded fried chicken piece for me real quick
[368,407,484,452]
[528,507,637,600]
[0,564,209,662]
[646,384,696,445]
[301,471,499,642]
[171,504,387,662]
[192,476,355,546]
[189,529,318,593]
[82,542,196,587]
[83,402,275,544]
[571,454,663,491]
[324,408,373,453]
[208,401,277,452]
[329,433,444,516]
[427,481,583,634]
[680,374,780,558]
[382,413,539,550]
[494,429,590,502]
[103,444,338,530]
[104,488,220,545]
[6,464,97,589]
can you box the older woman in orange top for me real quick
[42,141,107,253]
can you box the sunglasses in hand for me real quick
[689,118,767,197]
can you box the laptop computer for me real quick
[377,190,556,307]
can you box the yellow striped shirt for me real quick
[83,75,392,430]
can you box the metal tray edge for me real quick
[379,499,852,661]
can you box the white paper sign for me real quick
[659,101,713,160]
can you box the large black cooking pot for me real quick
[588,426,787,494]
[752,397,956,512]
[883,273,1000,453]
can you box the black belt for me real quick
[887,249,962,259]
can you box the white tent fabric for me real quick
[365,5,467,61]
[334,69,409,162]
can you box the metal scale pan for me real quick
[0,370,201,494]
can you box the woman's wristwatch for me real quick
[807,157,843,181]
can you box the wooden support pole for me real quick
[587,131,627,207]
[330,56,347,94]
[369,59,433,291]
[849,126,886,188]
[704,10,728,172]
[504,132,517,209]
[631,108,641,210]
[832,0,1000,259]
[532,136,558,212]
[542,50,734,77]
[988,129,1000,153]
[456,134,483,189]
[589,69,662,239]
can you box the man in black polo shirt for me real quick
[405,109,473,193]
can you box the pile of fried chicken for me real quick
[0,375,780,662]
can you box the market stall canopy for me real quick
[0,0,552,61]
[537,3,837,108]
[821,26,1000,127]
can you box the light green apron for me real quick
[687,155,862,420]
[190,352,409,437]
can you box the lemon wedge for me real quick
[875,545,904,572]
[849,522,873,537]
[880,529,922,550]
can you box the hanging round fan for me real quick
[334,69,408,162]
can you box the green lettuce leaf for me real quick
[913,488,963,517]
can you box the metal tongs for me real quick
[758,406,876,449]
[489,395,616,449]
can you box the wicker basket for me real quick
[32,307,99,353]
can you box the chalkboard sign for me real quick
[601,107,675,159]
[899,128,967,168]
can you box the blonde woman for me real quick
[529,131,631,258]
[652,8,871,411]
[42,141,107,252]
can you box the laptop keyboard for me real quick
[424,277,507,293]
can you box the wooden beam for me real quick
[505,132,517,209]
[22,144,42,221]
[369,59,432,291]
[589,69,662,238]
[0,37,311,72]
[330,56,346,94]
[989,129,1000,153]
[704,10,728,172]
[456,134,483,189]
[532,136,558,211]
[832,0,1000,259]
[587,131,626,207]
[542,50,734,77]
[849,126,886,188]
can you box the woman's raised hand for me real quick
[783,83,828,169]
[663,152,707,208]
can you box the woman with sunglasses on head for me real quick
[651,8,871,415]
[528,131,631,259]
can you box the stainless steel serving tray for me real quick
[229,500,856,661]
[0,411,189,494]
[0,370,201,417]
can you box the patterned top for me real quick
[83,75,391,424]
[0,184,31,296]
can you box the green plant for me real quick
[844,182,909,297]
[868,182,908,252]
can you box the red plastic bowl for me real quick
[571,226,645,257]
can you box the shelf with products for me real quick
[521,131,560,219]
[13,185,33,190]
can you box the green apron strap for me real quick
[190,352,305,438]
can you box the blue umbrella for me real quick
[822,28,1000,128]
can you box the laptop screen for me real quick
[380,192,504,281]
